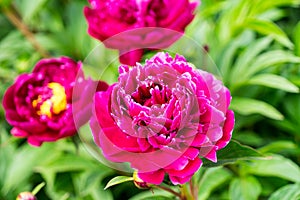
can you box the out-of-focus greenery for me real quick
[0,0,300,199]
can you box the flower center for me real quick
[131,82,171,107]
[32,82,67,118]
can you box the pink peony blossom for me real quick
[84,0,199,65]
[2,57,108,146]
[90,52,234,185]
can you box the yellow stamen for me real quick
[39,100,52,117]
[48,82,67,115]
[32,82,67,118]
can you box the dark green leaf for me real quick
[203,140,264,167]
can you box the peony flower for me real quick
[90,52,234,185]
[84,0,199,65]
[2,57,108,146]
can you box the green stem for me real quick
[181,183,196,200]
[31,182,45,196]
[189,179,198,200]
[154,185,184,199]
[3,5,50,58]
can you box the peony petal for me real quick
[216,110,235,150]
[11,127,28,137]
[200,146,217,162]
[166,157,202,178]
[138,169,165,185]
[119,49,144,66]
[169,174,193,185]
[27,137,43,147]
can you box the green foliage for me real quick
[269,184,300,200]
[242,154,300,183]
[203,140,264,167]
[198,167,233,200]
[229,176,262,200]
[230,97,284,120]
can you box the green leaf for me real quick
[232,131,265,147]
[258,141,298,154]
[198,167,232,200]
[273,119,299,135]
[203,140,264,167]
[244,19,293,49]
[229,176,262,200]
[31,182,45,196]
[269,184,300,200]
[230,97,284,120]
[0,0,12,8]
[294,21,300,57]
[91,185,113,200]
[257,9,285,21]
[72,171,113,200]
[15,0,48,22]
[256,0,300,14]
[243,154,300,183]
[0,127,16,193]
[230,36,273,85]
[217,31,254,81]
[2,143,58,194]
[247,74,299,93]
[104,176,134,190]
[35,154,100,173]
[129,189,173,200]
[244,50,300,79]
[283,94,300,123]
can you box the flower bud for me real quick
[133,171,151,189]
[16,192,37,200]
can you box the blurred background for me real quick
[0,0,300,199]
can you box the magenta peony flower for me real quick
[2,57,108,146]
[90,52,234,185]
[84,0,199,65]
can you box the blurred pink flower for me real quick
[2,57,108,146]
[84,0,199,65]
[90,52,234,185]
[16,192,36,200]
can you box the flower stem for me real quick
[154,185,185,199]
[3,5,50,58]
[189,179,198,200]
